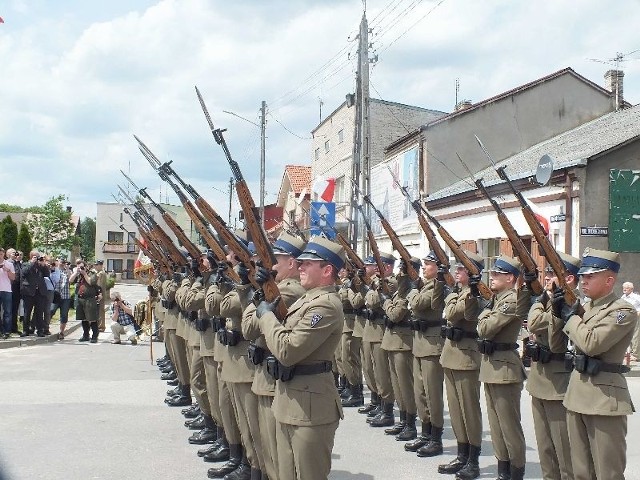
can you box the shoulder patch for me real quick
[617,311,627,324]
[502,303,510,312]
[310,313,323,327]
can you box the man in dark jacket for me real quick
[20,250,49,337]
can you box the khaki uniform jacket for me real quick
[220,290,254,383]
[350,287,366,338]
[410,278,445,358]
[153,279,166,325]
[162,280,179,330]
[477,289,526,384]
[381,287,412,352]
[259,285,344,427]
[185,277,217,357]
[340,285,357,334]
[362,276,397,343]
[96,270,107,294]
[205,281,233,363]
[526,296,572,400]
[563,292,637,416]
[175,279,191,340]
[242,278,306,396]
[440,286,481,370]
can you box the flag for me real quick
[0,17,5,23]
[134,237,151,272]
[525,197,550,235]
[312,177,336,202]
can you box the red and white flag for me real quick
[312,177,336,202]
[134,237,151,271]
[525,197,550,236]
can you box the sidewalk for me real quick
[0,320,83,349]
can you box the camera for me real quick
[37,256,45,261]
[80,266,85,271]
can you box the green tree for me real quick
[0,215,19,248]
[25,195,75,257]
[79,217,96,261]
[16,223,33,255]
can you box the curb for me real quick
[0,321,83,350]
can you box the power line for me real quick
[268,113,312,140]
[378,0,447,53]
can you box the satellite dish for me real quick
[535,154,554,186]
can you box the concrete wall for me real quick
[424,72,614,193]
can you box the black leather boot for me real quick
[223,456,251,480]
[405,421,431,452]
[189,415,217,444]
[340,381,352,399]
[369,401,395,428]
[186,413,205,429]
[342,383,364,407]
[198,441,221,458]
[396,412,417,441]
[439,442,470,474]
[159,364,174,374]
[161,370,177,380]
[494,460,511,480]
[204,429,230,462]
[166,383,182,399]
[384,410,405,435]
[207,444,242,478]
[358,391,379,414]
[417,424,443,457]
[249,467,262,480]
[183,404,201,418]
[166,384,192,407]
[90,323,99,343]
[366,400,383,422]
[79,321,90,341]
[454,444,480,479]
[166,378,179,386]
[510,464,524,480]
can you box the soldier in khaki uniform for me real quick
[94,260,108,332]
[240,232,307,480]
[362,253,398,428]
[476,255,527,480]
[558,248,637,480]
[525,253,580,480]
[254,236,346,480]
[437,252,483,479]
[338,271,364,407]
[380,257,420,441]
[163,275,192,404]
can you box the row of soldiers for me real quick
[334,246,636,480]
[150,225,636,480]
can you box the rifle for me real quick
[475,135,583,313]
[474,176,543,295]
[386,166,455,287]
[357,188,421,281]
[113,217,169,272]
[196,86,287,321]
[121,171,202,261]
[356,204,391,294]
[136,138,242,284]
[118,186,187,267]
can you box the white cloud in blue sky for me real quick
[1,0,639,219]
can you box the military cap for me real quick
[408,256,422,271]
[544,252,581,277]
[455,250,485,272]
[363,255,376,265]
[490,255,521,277]
[422,251,438,263]
[273,232,306,258]
[578,247,620,274]
[364,252,396,266]
[297,235,346,270]
[95,259,104,265]
[247,242,257,255]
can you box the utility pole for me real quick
[349,11,372,258]
[260,100,267,226]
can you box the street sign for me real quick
[550,214,566,223]
[310,201,336,239]
[580,226,609,237]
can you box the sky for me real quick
[1,0,640,221]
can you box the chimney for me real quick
[66,206,72,213]
[604,69,624,110]
[454,100,473,112]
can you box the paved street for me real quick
[2,282,640,479]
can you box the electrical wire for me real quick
[268,112,312,140]
[378,0,447,53]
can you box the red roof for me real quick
[284,165,312,195]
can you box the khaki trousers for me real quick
[532,397,572,480]
[203,356,222,426]
[167,329,190,385]
[190,346,210,416]
[258,395,278,480]
[334,341,344,375]
[98,299,106,331]
[361,340,378,395]
[414,356,444,428]
[444,368,482,446]
[388,350,415,414]
[276,420,339,480]
[484,382,526,468]
[567,409,627,480]
[413,357,429,423]
[371,342,394,402]
[229,382,264,471]
[218,367,241,445]
[341,332,363,386]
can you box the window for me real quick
[335,176,346,203]
[338,129,344,143]
[107,259,123,272]
[119,212,123,222]
[315,148,320,161]
[107,231,124,243]
[324,140,330,153]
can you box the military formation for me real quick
[124,89,636,480]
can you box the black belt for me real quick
[343,308,356,315]
[386,319,411,329]
[161,300,168,308]
[265,357,333,382]
[441,325,478,340]
[295,361,333,375]
[411,318,444,331]
[217,329,245,346]
[188,311,198,322]
[195,318,210,332]
[167,300,177,310]
[248,343,269,365]
[571,353,630,375]
[477,339,518,355]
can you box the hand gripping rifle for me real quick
[386,166,455,287]
[474,176,543,295]
[196,86,287,321]
[121,171,202,261]
[356,186,421,282]
[135,137,242,284]
[475,136,583,313]
[356,204,391,294]
[118,185,187,267]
